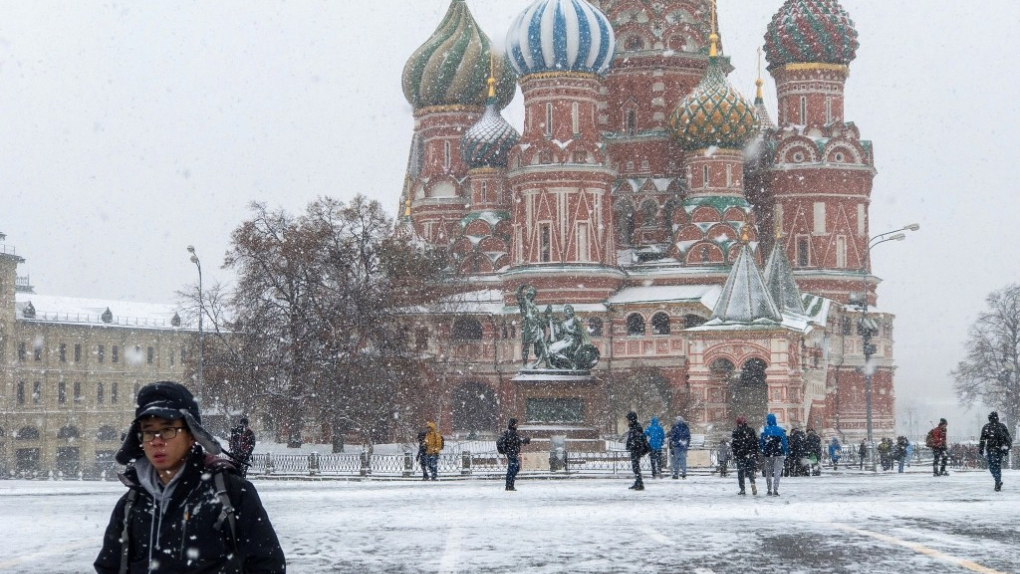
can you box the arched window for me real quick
[684,314,707,329]
[58,426,80,439]
[451,317,483,341]
[96,426,120,441]
[651,313,671,335]
[627,314,646,336]
[587,317,604,337]
[16,427,40,440]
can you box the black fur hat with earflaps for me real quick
[115,381,223,465]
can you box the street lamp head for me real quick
[190,255,199,265]
[890,233,906,241]
[905,224,921,232]
[187,245,195,254]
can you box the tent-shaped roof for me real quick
[763,243,806,316]
[709,243,782,324]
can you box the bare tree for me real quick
[952,283,1020,428]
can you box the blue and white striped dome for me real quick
[506,0,616,78]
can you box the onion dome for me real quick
[461,79,521,169]
[403,0,516,110]
[506,0,616,78]
[764,0,859,70]
[669,40,758,151]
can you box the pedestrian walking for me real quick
[497,418,531,491]
[416,430,429,480]
[716,440,731,477]
[805,428,822,476]
[877,438,892,471]
[927,419,948,476]
[978,412,1013,492]
[669,415,691,479]
[759,413,788,496]
[895,436,910,473]
[828,437,842,470]
[731,417,758,496]
[228,417,256,479]
[787,427,806,477]
[644,417,666,479]
[94,381,286,574]
[625,411,650,491]
[858,439,867,470]
[424,421,444,481]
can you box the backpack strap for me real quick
[119,489,138,574]
[213,472,239,554]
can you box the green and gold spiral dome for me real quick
[669,40,758,151]
[402,0,517,111]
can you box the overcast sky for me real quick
[2,1,1018,431]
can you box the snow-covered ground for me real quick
[1,469,1017,573]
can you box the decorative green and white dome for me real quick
[402,0,516,110]
[669,38,758,151]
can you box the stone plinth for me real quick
[510,369,604,447]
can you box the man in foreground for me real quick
[497,418,531,491]
[94,381,286,574]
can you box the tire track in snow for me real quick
[640,525,671,545]
[438,525,463,574]
[832,523,1010,574]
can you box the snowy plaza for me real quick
[1,469,1017,574]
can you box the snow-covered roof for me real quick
[709,244,782,324]
[605,284,721,309]
[14,293,191,330]
[763,244,806,316]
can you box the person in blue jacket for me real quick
[759,413,789,496]
[644,417,666,479]
[828,437,843,470]
[669,415,691,479]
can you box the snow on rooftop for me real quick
[605,284,721,309]
[14,293,190,330]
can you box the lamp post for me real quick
[858,224,919,471]
[187,245,204,405]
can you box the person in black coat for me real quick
[94,381,285,574]
[979,411,1013,492]
[624,411,648,491]
[805,428,822,476]
[416,430,429,480]
[731,417,759,496]
[498,418,531,491]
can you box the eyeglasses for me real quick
[137,426,187,442]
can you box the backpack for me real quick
[925,428,936,448]
[439,435,445,450]
[496,432,508,455]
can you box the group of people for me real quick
[623,412,1014,496]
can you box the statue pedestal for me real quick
[511,369,604,451]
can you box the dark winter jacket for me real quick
[626,420,649,458]
[669,417,691,451]
[759,414,789,457]
[805,432,822,459]
[228,426,256,460]
[644,418,665,450]
[979,415,1013,456]
[894,437,909,460]
[790,429,806,459]
[94,448,286,574]
[731,424,759,460]
[498,427,531,458]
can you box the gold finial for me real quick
[709,0,719,58]
[741,225,750,244]
[404,195,412,218]
[774,217,782,240]
[756,47,765,100]
[487,53,496,99]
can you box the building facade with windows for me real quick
[397,0,897,444]
[0,236,197,477]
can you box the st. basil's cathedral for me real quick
[398,0,895,445]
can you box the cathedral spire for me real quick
[763,234,806,316]
[709,0,719,58]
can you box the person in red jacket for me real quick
[929,418,949,476]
